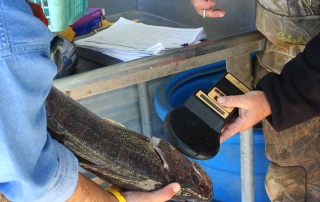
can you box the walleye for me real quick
[45,86,213,202]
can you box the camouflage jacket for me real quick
[256,0,320,47]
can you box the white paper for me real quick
[74,17,206,61]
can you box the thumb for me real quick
[151,183,181,201]
[124,183,180,202]
[217,95,247,109]
[220,118,242,143]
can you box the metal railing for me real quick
[53,30,266,201]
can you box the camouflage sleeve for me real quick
[256,32,320,131]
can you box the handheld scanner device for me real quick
[164,72,250,159]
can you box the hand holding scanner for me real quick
[163,72,250,159]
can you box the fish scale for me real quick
[45,86,213,202]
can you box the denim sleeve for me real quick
[0,1,78,201]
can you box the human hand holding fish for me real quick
[106,183,180,202]
[66,173,180,202]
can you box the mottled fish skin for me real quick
[45,86,213,202]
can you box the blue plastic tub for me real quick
[154,61,270,202]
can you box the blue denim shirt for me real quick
[0,1,78,201]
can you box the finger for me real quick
[148,183,180,201]
[124,183,180,202]
[202,9,225,18]
[220,122,230,133]
[217,95,248,109]
[220,118,243,143]
[220,128,234,143]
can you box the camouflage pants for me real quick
[255,62,320,201]
[263,118,320,202]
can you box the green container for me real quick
[30,0,88,32]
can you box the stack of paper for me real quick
[74,17,206,62]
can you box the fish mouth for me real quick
[191,161,214,199]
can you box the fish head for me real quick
[152,138,213,201]
[175,161,213,202]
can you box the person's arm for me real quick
[66,173,180,202]
[0,1,79,201]
[216,32,320,141]
[256,32,320,131]
[190,0,225,18]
